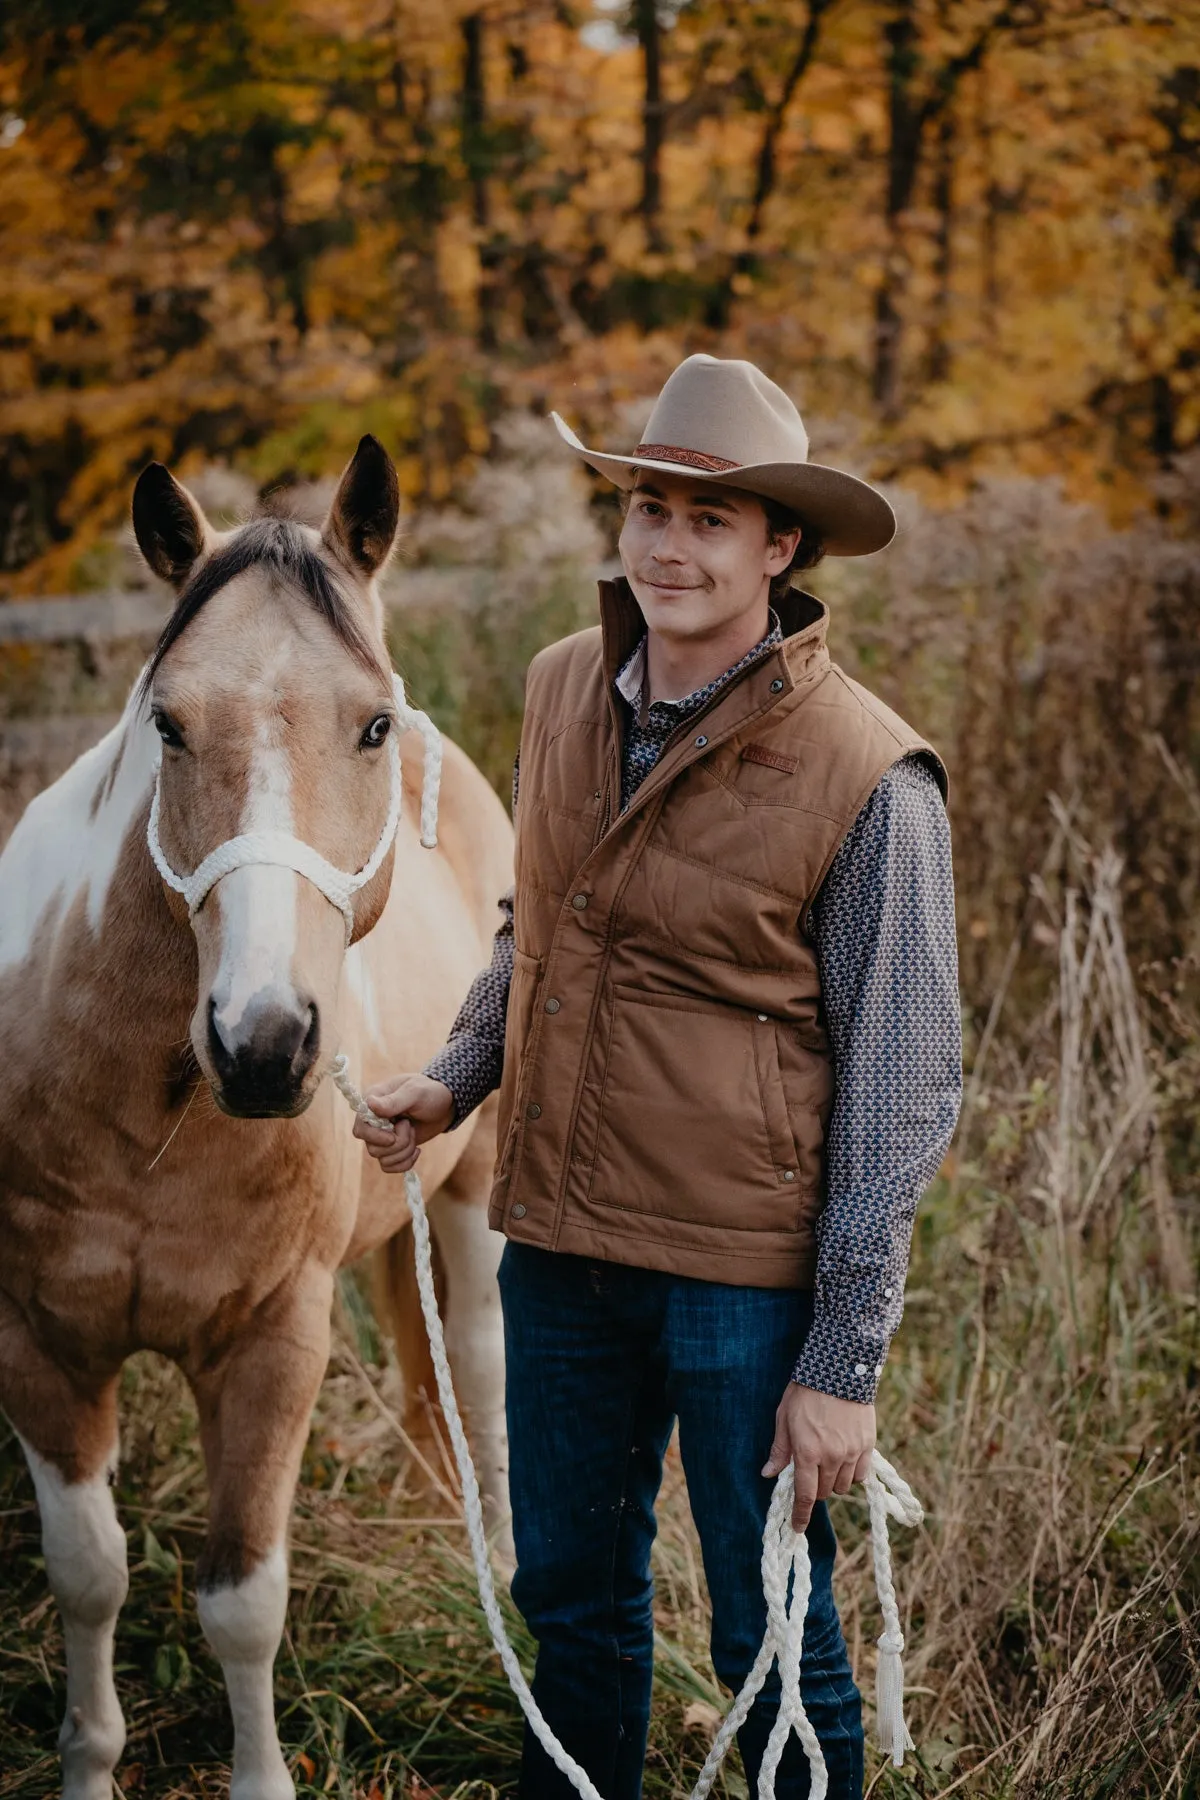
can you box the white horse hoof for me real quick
[230,1759,295,1800]
[60,1704,125,1800]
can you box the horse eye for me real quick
[152,709,185,750]
[360,713,391,749]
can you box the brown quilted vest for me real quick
[488,579,948,1288]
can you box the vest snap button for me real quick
[784,1169,795,1181]
[526,1102,542,1119]
[695,734,708,748]
[572,893,588,910]
[511,1203,527,1220]
[544,997,561,1014]
[770,678,784,694]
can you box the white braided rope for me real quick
[145,673,442,944]
[329,1054,925,1799]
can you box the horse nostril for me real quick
[294,1001,320,1079]
[207,995,236,1079]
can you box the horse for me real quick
[0,435,514,1800]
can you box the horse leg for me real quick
[0,1302,127,1800]
[428,1097,510,1551]
[188,1266,333,1800]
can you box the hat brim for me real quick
[552,412,895,557]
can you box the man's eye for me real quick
[360,714,392,749]
[152,709,185,750]
[699,514,727,528]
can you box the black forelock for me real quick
[139,517,385,700]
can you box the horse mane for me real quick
[139,517,384,701]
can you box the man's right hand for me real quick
[352,1073,455,1174]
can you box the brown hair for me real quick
[762,495,825,605]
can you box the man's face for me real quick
[618,473,799,642]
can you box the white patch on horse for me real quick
[0,689,159,974]
[197,1544,294,1800]
[209,720,300,1047]
[19,1438,129,1800]
[343,941,385,1047]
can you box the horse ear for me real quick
[322,435,400,577]
[132,464,211,589]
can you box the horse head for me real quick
[132,436,406,1119]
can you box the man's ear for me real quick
[322,435,401,577]
[132,464,212,589]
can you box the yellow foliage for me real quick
[1,0,1198,591]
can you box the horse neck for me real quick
[0,702,198,1140]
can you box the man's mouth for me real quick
[641,574,703,592]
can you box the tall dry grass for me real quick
[0,420,1196,1795]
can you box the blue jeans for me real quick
[499,1243,864,1800]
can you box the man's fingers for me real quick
[853,1446,874,1486]
[790,1457,820,1532]
[832,1457,857,1497]
[353,1117,396,1148]
[380,1142,421,1174]
[761,1424,792,1480]
[364,1079,419,1120]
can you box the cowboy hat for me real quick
[552,354,895,557]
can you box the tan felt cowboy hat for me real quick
[553,353,895,557]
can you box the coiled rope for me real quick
[330,1055,923,1799]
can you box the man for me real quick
[355,355,961,1799]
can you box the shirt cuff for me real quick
[422,1036,503,1131]
[791,1306,891,1405]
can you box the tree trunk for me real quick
[705,0,831,330]
[873,0,922,416]
[926,98,955,383]
[634,0,665,253]
[461,11,498,348]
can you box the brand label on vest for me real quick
[742,743,799,774]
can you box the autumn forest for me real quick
[3,0,1200,587]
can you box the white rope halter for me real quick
[325,688,928,1794]
[145,672,442,944]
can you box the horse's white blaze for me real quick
[0,695,158,974]
[198,1544,294,1800]
[209,728,301,1045]
[19,1439,128,1800]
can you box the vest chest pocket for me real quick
[587,986,807,1234]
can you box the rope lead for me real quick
[329,1052,926,1799]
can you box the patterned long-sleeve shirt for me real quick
[424,618,962,1404]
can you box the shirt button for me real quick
[783,1169,795,1181]
[855,1362,868,1376]
[694,734,708,747]
[571,893,588,910]
[884,1285,894,1297]
[875,1365,883,1377]
[526,1102,542,1119]
[544,997,561,1014]
[770,678,784,693]
[511,1203,527,1220]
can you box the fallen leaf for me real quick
[682,1700,723,1737]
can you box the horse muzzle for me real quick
[205,993,321,1118]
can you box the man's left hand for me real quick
[762,1383,876,1532]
